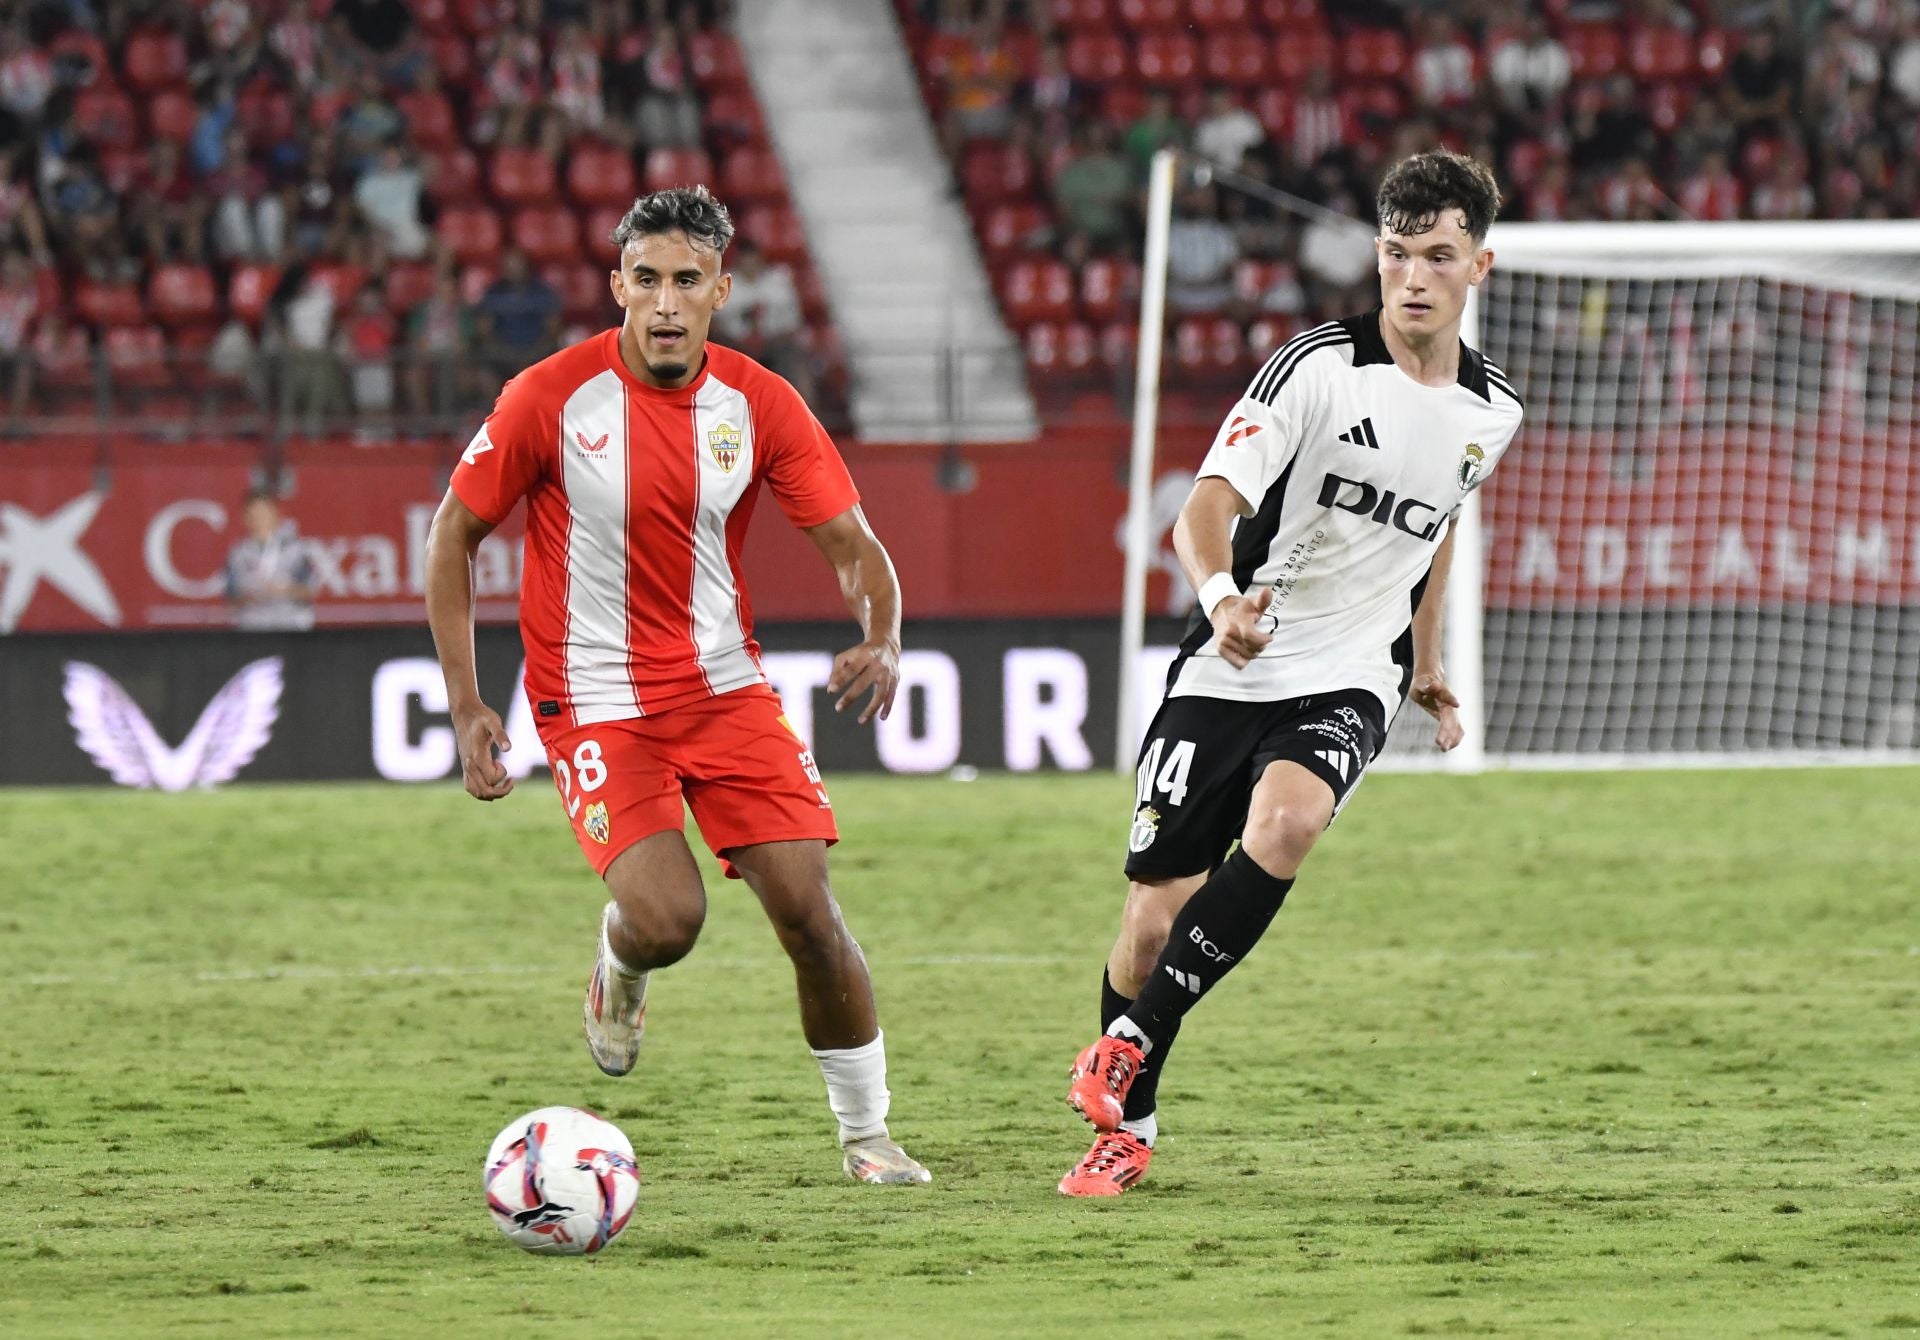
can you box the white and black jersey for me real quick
[1169,309,1525,719]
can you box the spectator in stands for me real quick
[205,127,283,262]
[340,68,403,170]
[715,240,810,396]
[1725,23,1797,129]
[285,138,352,259]
[1052,121,1134,255]
[1751,150,1815,220]
[335,0,412,66]
[1123,91,1185,180]
[30,309,87,406]
[341,282,396,433]
[1676,148,1743,221]
[941,17,1020,156]
[270,262,341,437]
[268,0,324,92]
[1573,74,1653,173]
[46,145,119,271]
[354,140,428,261]
[1193,86,1263,173]
[194,0,263,90]
[1285,67,1347,173]
[478,24,545,148]
[627,25,702,149]
[133,138,206,264]
[1412,15,1477,112]
[0,21,54,130]
[1890,12,1920,108]
[1165,185,1239,317]
[476,247,561,381]
[405,269,472,423]
[1805,12,1880,112]
[1487,13,1570,116]
[1297,192,1375,311]
[225,489,316,632]
[188,81,239,179]
[550,21,607,138]
[0,147,52,264]
[1026,37,1075,120]
[1597,153,1665,220]
[0,250,37,424]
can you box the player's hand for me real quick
[1210,588,1275,669]
[452,703,515,800]
[829,638,900,725]
[1410,670,1464,752]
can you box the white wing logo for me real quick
[63,658,283,791]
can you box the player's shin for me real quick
[1115,848,1293,1050]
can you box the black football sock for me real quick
[1121,848,1293,1051]
[1101,970,1180,1122]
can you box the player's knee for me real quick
[1239,808,1322,877]
[609,892,705,968]
[766,887,852,968]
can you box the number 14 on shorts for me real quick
[1137,738,1195,807]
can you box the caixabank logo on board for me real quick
[63,658,283,791]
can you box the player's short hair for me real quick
[610,186,735,257]
[1375,150,1502,244]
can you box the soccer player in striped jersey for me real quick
[425,187,930,1186]
[1058,151,1525,1196]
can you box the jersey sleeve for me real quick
[450,373,551,525]
[1194,356,1316,517]
[756,374,860,528]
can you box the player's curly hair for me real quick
[1375,150,1502,243]
[611,185,736,255]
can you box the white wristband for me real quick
[1197,572,1241,618]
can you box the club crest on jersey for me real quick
[1129,805,1161,854]
[584,800,610,845]
[1458,442,1486,491]
[707,421,742,473]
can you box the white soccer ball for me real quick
[484,1106,640,1256]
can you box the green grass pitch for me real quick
[2,769,1917,1338]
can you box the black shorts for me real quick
[1123,689,1389,880]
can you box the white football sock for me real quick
[600,904,646,980]
[1120,1113,1158,1148]
[1106,1015,1154,1055]
[811,1030,891,1146]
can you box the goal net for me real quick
[1381,222,1920,770]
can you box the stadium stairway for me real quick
[734,0,1038,443]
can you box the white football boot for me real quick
[842,1135,932,1185]
[582,903,649,1077]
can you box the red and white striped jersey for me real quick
[452,330,859,727]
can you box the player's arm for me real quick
[803,505,901,726]
[425,490,515,799]
[1173,478,1274,670]
[1409,523,1464,752]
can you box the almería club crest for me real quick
[707,421,742,474]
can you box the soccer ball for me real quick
[484,1106,640,1256]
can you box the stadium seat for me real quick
[1564,24,1624,79]
[98,147,144,193]
[1202,31,1270,86]
[73,280,145,329]
[719,145,787,204]
[544,264,610,323]
[490,147,557,207]
[979,202,1051,257]
[1050,0,1116,30]
[1628,25,1695,81]
[703,91,767,145]
[685,31,749,89]
[643,147,716,194]
[122,29,188,91]
[311,263,371,303]
[1252,87,1291,137]
[397,91,460,150]
[1079,259,1139,323]
[1134,30,1200,85]
[1098,320,1138,371]
[1340,28,1409,81]
[1117,0,1184,27]
[567,144,638,206]
[411,0,458,35]
[1173,317,1244,379]
[146,88,198,144]
[737,207,809,265]
[511,206,582,265]
[962,143,1036,204]
[147,265,217,328]
[227,265,279,326]
[384,263,437,314]
[1271,27,1336,82]
[1099,84,1150,124]
[1065,31,1130,82]
[169,323,221,391]
[305,88,350,130]
[1505,139,1549,189]
[425,147,483,205]
[1258,0,1321,21]
[1645,82,1692,135]
[459,264,497,306]
[1232,259,1290,307]
[795,266,829,324]
[73,87,139,149]
[48,29,109,82]
[583,204,628,251]
[104,326,170,388]
[423,34,474,86]
[1025,320,1099,380]
[1188,0,1252,29]
[235,85,296,145]
[438,206,506,266]
[457,0,513,35]
[1341,82,1408,127]
[1001,258,1077,326]
[36,326,95,391]
[1246,315,1301,359]
[1696,28,1734,78]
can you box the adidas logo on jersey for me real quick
[1336,417,1381,449]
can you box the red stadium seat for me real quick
[459,264,497,306]
[1134,30,1200,85]
[412,0,458,35]
[1025,321,1099,379]
[703,91,766,145]
[979,202,1051,257]
[98,147,144,193]
[1202,31,1270,86]
[426,147,483,205]
[438,206,505,266]
[1258,0,1321,21]
[1271,27,1336,82]
[643,147,716,193]
[36,326,95,391]
[73,87,139,149]
[1099,320,1138,370]
[1564,24,1624,79]
[396,91,460,150]
[123,29,189,91]
[1505,139,1549,188]
[719,145,786,204]
[1628,25,1695,81]
[227,265,279,326]
[1118,0,1184,27]
[146,88,198,144]
[1189,0,1251,28]
[511,206,582,264]
[686,31,749,89]
[1252,87,1290,136]
[737,207,809,265]
[423,34,474,86]
[384,263,437,313]
[147,265,217,327]
[105,326,170,388]
[1697,28,1734,78]
[235,85,296,145]
[567,144,638,206]
[1645,81,1692,135]
[170,323,221,391]
[1340,28,1408,82]
[795,266,829,324]
[48,29,109,81]
[457,0,513,35]
[1099,83,1149,124]
[1079,258,1139,323]
[490,147,557,206]
[1173,317,1244,379]
[1341,82,1407,127]
[1232,259,1285,306]
[1246,316,1301,360]
[74,280,145,329]
[1000,258,1076,326]
[1065,32,1129,82]
[961,143,1035,204]
[544,264,610,322]
[1050,0,1115,30]
[311,263,370,303]
[584,205,628,250]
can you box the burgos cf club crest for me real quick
[707,421,742,474]
[583,801,611,845]
[1129,805,1161,854]
[1457,442,1486,491]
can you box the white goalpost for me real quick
[1118,195,1920,773]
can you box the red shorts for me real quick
[533,684,838,879]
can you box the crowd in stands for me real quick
[0,0,840,434]
[898,0,1920,398]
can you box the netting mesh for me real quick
[1384,256,1920,764]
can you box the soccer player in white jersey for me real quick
[1058,151,1525,1196]
[425,187,929,1185]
